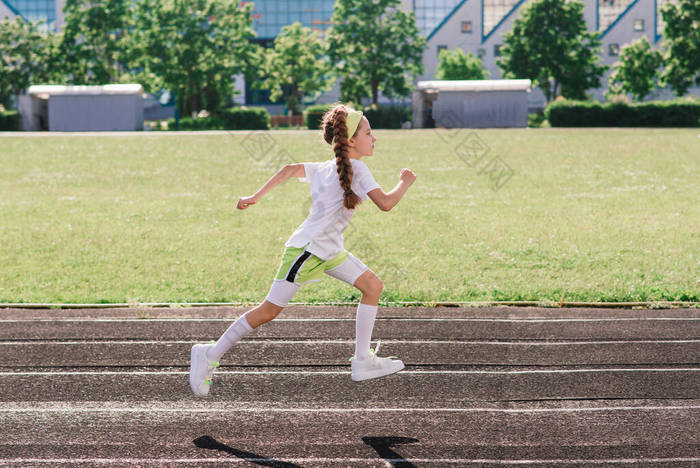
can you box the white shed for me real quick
[18,84,145,131]
[412,79,531,129]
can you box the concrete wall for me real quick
[48,94,143,131]
[429,89,528,128]
[17,95,47,131]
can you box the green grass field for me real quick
[1,128,698,304]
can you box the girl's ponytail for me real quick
[321,105,362,210]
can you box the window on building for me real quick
[634,19,644,31]
[414,0,463,36]
[7,0,57,31]
[249,0,335,39]
[461,21,472,33]
[437,45,448,56]
[477,48,486,59]
[483,0,523,40]
[609,43,620,56]
[494,44,502,57]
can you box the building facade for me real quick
[421,0,694,109]
[2,0,696,111]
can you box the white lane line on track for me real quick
[1,339,698,345]
[1,405,699,414]
[1,317,698,323]
[1,368,698,376]
[1,458,699,465]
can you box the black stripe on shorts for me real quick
[286,250,312,283]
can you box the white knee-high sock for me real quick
[206,315,253,362]
[354,303,378,360]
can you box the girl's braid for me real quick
[321,105,361,210]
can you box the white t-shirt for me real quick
[286,158,381,260]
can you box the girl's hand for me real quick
[237,195,257,210]
[400,168,416,186]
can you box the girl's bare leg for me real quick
[243,300,285,328]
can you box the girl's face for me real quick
[349,117,376,158]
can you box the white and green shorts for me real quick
[265,245,369,307]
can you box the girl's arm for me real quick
[237,163,305,210]
[367,168,416,212]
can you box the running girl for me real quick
[190,104,417,396]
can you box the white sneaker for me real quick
[350,341,404,382]
[189,343,219,397]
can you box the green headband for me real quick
[331,110,363,146]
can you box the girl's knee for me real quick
[263,303,284,323]
[355,270,383,297]
[371,276,384,295]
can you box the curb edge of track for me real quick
[1,301,698,310]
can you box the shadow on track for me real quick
[193,435,302,467]
[362,436,419,467]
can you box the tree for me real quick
[132,0,259,116]
[660,0,700,96]
[497,0,607,103]
[436,48,489,80]
[58,0,134,84]
[607,37,663,101]
[0,18,56,107]
[327,0,426,105]
[254,22,335,115]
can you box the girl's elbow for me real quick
[368,190,392,211]
[280,164,296,180]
